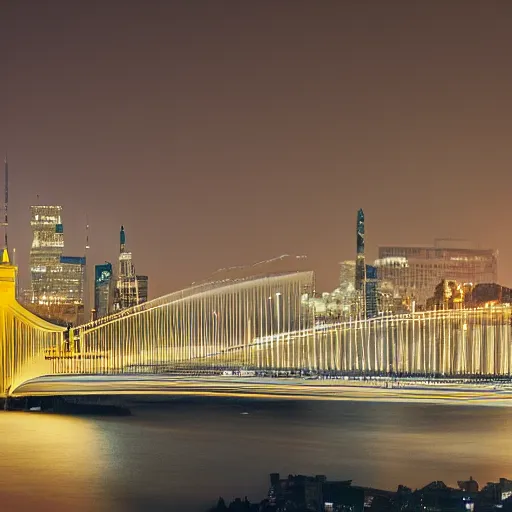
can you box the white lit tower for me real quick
[114,226,148,311]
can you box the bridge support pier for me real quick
[2,397,12,411]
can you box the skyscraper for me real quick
[114,226,148,311]
[355,209,365,292]
[28,205,86,325]
[354,209,367,318]
[29,205,65,301]
[365,264,378,318]
[94,262,114,318]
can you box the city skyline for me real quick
[2,1,512,298]
[2,4,512,512]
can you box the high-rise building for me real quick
[376,239,498,307]
[365,264,378,318]
[355,209,365,292]
[27,205,86,325]
[94,262,114,318]
[135,274,149,304]
[114,226,148,311]
[29,205,64,300]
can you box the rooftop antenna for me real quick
[85,215,90,251]
[84,215,90,324]
[2,154,8,251]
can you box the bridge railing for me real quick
[13,269,512,386]
[248,305,512,375]
[62,271,315,375]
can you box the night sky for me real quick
[1,1,512,299]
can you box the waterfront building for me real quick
[427,280,512,310]
[210,474,512,512]
[114,226,148,311]
[94,262,114,318]
[376,239,498,307]
[467,283,512,307]
[27,205,86,325]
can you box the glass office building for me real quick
[94,262,114,318]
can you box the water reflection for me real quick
[0,412,108,512]
[0,400,511,512]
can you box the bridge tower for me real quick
[0,249,66,397]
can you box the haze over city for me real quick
[4,3,512,512]
[1,1,512,298]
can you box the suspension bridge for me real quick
[2,254,512,403]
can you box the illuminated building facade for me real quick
[354,209,368,318]
[94,262,114,318]
[114,226,148,311]
[355,209,365,292]
[29,205,64,299]
[365,264,378,318]
[376,240,498,307]
[427,280,512,310]
[28,205,86,325]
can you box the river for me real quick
[0,398,511,511]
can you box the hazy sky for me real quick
[1,1,512,298]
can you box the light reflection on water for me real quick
[0,400,511,512]
[0,412,107,512]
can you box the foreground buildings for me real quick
[26,205,86,325]
[209,473,512,512]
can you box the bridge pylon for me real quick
[0,250,66,397]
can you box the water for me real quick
[0,398,511,511]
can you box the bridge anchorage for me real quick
[2,260,512,401]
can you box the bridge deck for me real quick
[11,375,512,407]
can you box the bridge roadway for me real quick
[10,375,512,407]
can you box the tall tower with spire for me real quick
[355,209,367,318]
[114,226,148,311]
[355,209,366,291]
[120,225,126,253]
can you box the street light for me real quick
[212,311,218,359]
[276,292,282,369]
